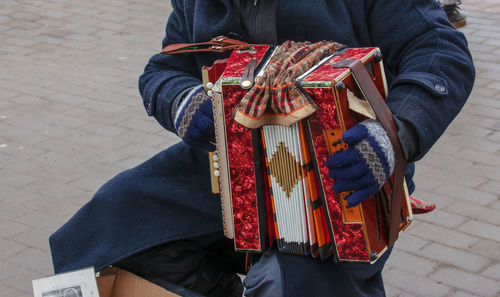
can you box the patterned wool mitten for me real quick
[174,85,215,151]
[326,119,395,207]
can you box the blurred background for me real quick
[0,0,499,296]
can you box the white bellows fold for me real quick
[262,123,317,255]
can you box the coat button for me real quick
[435,84,446,93]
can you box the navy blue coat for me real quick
[50,0,474,295]
[140,0,474,161]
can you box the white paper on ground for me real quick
[32,267,99,297]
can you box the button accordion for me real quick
[167,39,413,263]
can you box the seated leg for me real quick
[116,232,246,297]
[244,248,391,297]
[50,143,223,273]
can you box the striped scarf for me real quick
[233,40,346,128]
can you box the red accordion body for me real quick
[206,45,413,263]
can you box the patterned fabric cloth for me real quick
[174,85,215,151]
[326,120,395,207]
[233,41,346,128]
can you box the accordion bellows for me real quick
[206,43,412,263]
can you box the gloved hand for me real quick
[326,119,395,207]
[174,85,216,151]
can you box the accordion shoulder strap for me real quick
[161,36,252,55]
[334,59,406,246]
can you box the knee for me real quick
[91,168,139,205]
[244,251,283,297]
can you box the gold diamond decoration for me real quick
[269,142,302,198]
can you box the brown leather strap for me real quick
[161,36,252,55]
[334,58,406,246]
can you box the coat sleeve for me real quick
[139,0,202,133]
[365,0,475,162]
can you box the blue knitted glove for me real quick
[326,119,395,207]
[174,85,215,151]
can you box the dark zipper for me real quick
[250,0,262,42]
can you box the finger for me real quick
[326,148,361,168]
[195,114,215,143]
[195,113,214,131]
[332,173,376,193]
[346,184,379,207]
[185,132,215,152]
[328,161,369,180]
[186,125,208,144]
[201,142,216,152]
[342,124,368,145]
[199,99,214,118]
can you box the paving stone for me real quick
[15,211,66,233]
[491,200,500,211]
[459,220,500,242]
[445,201,500,226]
[0,171,36,188]
[1,122,50,145]
[6,248,53,275]
[450,291,483,297]
[477,180,500,195]
[24,195,80,221]
[434,183,497,206]
[45,92,92,106]
[115,155,152,170]
[0,259,27,280]
[440,134,500,154]
[116,116,165,134]
[469,239,500,262]
[453,147,500,167]
[393,233,429,253]
[416,209,468,228]
[385,250,437,276]
[482,263,500,281]
[415,166,487,189]
[417,153,473,171]
[0,284,25,297]
[0,218,30,239]
[0,238,28,260]
[10,228,52,253]
[407,222,480,249]
[2,269,42,294]
[420,243,491,272]
[67,132,130,151]
[384,284,404,297]
[469,86,499,97]
[430,268,500,297]
[487,131,500,143]
[0,201,33,220]
[383,268,451,297]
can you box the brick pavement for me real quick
[0,1,498,297]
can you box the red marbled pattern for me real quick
[219,45,275,251]
[223,85,261,250]
[304,48,376,82]
[223,45,270,78]
[306,87,369,261]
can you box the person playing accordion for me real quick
[50,0,475,296]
